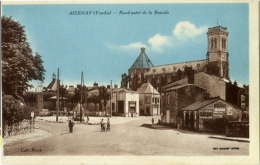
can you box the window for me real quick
[119,93,123,100]
[211,38,213,49]
[152,97,155,103]
[214,38,217,49]
[146,97,150,104]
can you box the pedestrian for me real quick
[152,118,154,124]
[87,116,89,124]
[157,119,161,125]
[8,125,12,137]
[68,118,75,133]
[100,118,104,131]
[107,118,110,132]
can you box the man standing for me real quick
[69,118,75,133]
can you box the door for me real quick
[118,101,124,113]
[146,107,150,116]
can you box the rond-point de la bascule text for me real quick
[69,10,169,15]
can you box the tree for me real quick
[59,85,68,112]
[98,86,111,115]
[2,16,45,99]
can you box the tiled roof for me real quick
[181,98,220,111]
[136,83,159,94]
[46,80,57,91]
[111,88,137,93]
[144,59,206,76]
[130,47,154,69]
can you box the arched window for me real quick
[211,38,213,49]
[223,39,226,49]
[222,38,224,48]
[214,38,217,49]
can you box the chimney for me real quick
[93,81,98,87]
[204,92,210,100]
[114,84,118,89]
[233,80,237,86]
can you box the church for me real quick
[121,25,230,93]
[121,25,249,130]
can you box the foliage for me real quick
[2,94,30,127]
[203,117,237,134]
[2,16,45,99]
[98,86,111,112]
[70,85,88,104]
[87,95,100,104]
[59,85,68,111]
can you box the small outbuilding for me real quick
[181,97,243,132]
[111,88,139,117]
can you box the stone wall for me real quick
[194,72,226,100]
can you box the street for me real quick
[3,116,249,156]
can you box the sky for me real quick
[2,3,249,89]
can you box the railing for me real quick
[3,119,35,138]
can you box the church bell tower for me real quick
[206,26,229,80]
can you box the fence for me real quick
[3,119,35,138]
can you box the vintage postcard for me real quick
[1,0,259,164]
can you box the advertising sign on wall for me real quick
[227,107,233,115]
[213,112,223,118]
[214,103,226,112]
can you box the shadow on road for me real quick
[139,124,154,129]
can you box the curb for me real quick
[208,136,250,143]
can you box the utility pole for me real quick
[80,71,83,123]
[110,80,112,117]
[56,68,60,122]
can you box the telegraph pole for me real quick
[80,71,83,122]
[110,80,112,117]
[56,68,60,122]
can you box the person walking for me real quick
[107,118,110,132]
[68,118,75,133]
[152,118,154,124]
[100,118,104,131]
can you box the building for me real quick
[181,97,243,132]
[123,26,231,93]
[162,72,249,110]
[111,88,139,117]
[161,84,206,127]
[136,83,160,116]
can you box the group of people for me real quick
[68,117,111,133]
[100,118,110,132]
[152,118,161,125]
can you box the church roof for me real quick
[144,59,206,76]
[136,83,160,94]
[208,26,228,33]
[130,47,154,69]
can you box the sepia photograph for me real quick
[1,1,259,164]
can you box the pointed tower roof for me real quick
[130,47,154,69]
